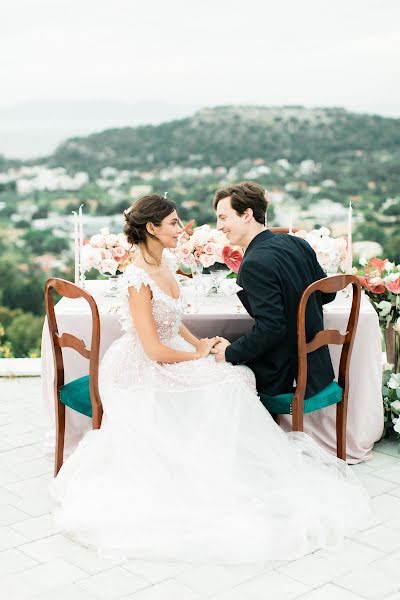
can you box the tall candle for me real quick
[347,200,353,274]
[72,211,79,284]
[78,204,84,283]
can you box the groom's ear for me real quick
[243,208,254,222]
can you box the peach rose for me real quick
[386,275,400,294]
[358,276,385,294]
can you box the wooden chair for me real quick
[44,278,103,476]
[176,268,192,278]
[270,227,299,234]
[259,275,361,460]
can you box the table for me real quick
[41,280,383,463]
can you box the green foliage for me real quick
[21,229,69,255]
[6,313,43,357]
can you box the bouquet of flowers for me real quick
[356,258,400,328]
[80,228,135,276]
[293,227,348,274]
[173,224,243,273]
[382,364,400,438]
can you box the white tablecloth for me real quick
[41,280,383,462]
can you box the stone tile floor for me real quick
[1,377,400,599]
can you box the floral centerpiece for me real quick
[80,228,135,276]
[80,228,135,295]
[293,227,348,275]
[173,224,243,273]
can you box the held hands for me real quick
[210,337,230,363]
[196,337,220,358]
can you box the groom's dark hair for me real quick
[213,181,268,225]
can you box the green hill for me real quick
[49,105,400,174]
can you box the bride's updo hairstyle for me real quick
[124,194,176,262]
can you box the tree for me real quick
[7,313,44,357]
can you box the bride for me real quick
[50,194,370,563]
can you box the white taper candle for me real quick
[78,204,84,283]
[72,211,79,284]
[347,200,353,274]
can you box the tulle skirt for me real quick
[49,334,370,563]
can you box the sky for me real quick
[1,0,399,158]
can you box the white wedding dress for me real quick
[50,258,370,563]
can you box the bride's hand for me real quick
[196,337,219,358]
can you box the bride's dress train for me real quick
[50,262,370,563]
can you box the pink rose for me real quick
[204,242,216,255]
[113,246,126,259]
[386,276,400,294]
[358,276,385,294]
[368,258,388,274]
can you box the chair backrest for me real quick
[294,275,361,404]
[270,227,299,234]
[176,268,192,278]
[44,278,102,427]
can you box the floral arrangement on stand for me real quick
[80,228,135,276]
[382,365,400,439]
[356,258,400,330]
[356,257,400,443]
[293,227,348,275]
[173,224,243,273]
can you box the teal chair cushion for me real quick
[259,380,343,415]
[59,375,92,418]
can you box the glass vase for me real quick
[104,273,121,297]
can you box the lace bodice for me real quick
[118,262,185,343]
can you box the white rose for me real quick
[383,362,395,372]
[90,234,106,248]
[99,227,110,236]
[192,225,211,246]
[105,234,118,248]
[387,373,400,390]
[199,253,215,268]
[390,400,400,412]
[384,272,399,282]
[375,300,392,316]
[101,258,119,276]
[80,245,102,270]
[318,227,331,237]
[393,417,400,434]
[116,233,132,250]
[385,261,396,272]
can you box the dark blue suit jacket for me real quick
[225,230,336,399]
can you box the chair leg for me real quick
[54,399,65,477]
[292,406,304,432]
[336,400,347,461]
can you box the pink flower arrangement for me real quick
[80,228,136,276]
[356,258,400,328]
[173,224,243,273]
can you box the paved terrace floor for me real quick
[1,377,400,600]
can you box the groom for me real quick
[212,182,336,401]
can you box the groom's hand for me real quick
[211,337,230,362]
[210,337,229,354]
